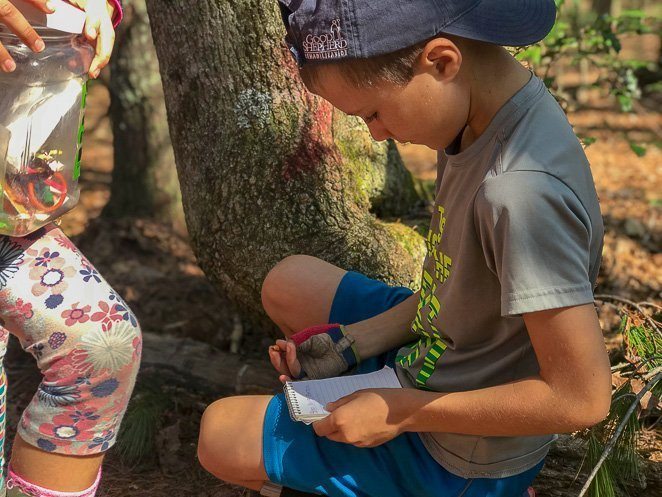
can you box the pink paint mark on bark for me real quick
[280,45,340,181]
[283,97,339,181]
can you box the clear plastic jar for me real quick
[0,25,93,236]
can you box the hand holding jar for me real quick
[0,0,120,78]
[0,0,99,236]
[0,1,54,73]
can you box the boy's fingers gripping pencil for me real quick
[272,339,303,380]
[269,340,301,383]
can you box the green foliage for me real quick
[579,304,661,497]
[516,0,660,156]
[580,135,598,147]
[517,0,658,107]
[586,433,618,497]
[625,321,662,398]
[115,386,172,466]
[582,382,643,497]
[607,385,641,479]
[628,142,647,157]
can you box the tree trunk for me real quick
[105,0,185,230]
[145,0,425,318]
[592,0,612,15]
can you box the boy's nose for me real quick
[367,122,391,142]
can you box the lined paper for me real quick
[284,367,402,424]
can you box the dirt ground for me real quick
[4,63,661,496]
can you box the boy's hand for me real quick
[66,0,116,78]
[269,324,360,382]
[0,0,54,72]
[313,389,412,448]
[269,339,302,383]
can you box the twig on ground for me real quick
[640,302,662,313]
[230,314,244,354]
[595,294,660,335]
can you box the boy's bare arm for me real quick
[314,303,612,446]
[270,291,420,381]
[347,290,420,359]
[404,303,612,435]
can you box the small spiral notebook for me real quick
[283,366,402,424]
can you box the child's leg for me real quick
[199,390,544,497]
[204,260,542,496]
[0,361,8,491]
[0,226,142,493]
[261,255,347,336]
[197,396,272,490]
[9,437,103,492]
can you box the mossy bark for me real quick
[145,0,425,317]
[105,0,184,229]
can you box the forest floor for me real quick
[4,72,661,495]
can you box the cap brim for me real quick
[442,0,557,47]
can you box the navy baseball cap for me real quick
[279,0,557,66]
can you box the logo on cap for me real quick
[303,19,348,61]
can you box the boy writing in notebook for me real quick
[197,1,612,496]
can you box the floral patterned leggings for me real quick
[0,224,142,487]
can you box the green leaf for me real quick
[617,94,633,112]
[581,136,598,147]
[629,142,647,157]
[516,45,542,65]
[529,45,542,65]
[619,9,646,19]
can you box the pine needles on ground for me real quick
[115,386,172,466]
[579,299,661,497]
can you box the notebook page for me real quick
[286,367,401,420]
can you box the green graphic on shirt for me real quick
[397,205,452,389]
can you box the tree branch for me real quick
[577,371,662,497]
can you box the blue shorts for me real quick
[262,271,544,497]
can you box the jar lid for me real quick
[13,0,86,34]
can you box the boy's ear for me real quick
[418,37,462,82]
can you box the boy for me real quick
[197,1,612,496]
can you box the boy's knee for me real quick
[261,254,319,316]
[198,398,240,479]
[197,397,262,482]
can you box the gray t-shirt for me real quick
[395,76,604,478]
